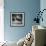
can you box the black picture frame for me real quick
[10,12,25,27]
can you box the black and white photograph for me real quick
[10,12,25,27]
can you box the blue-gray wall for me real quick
[40,0,46,27]
[4,0,40,42]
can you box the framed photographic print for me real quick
[10,12,25,27]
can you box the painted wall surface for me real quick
[40,0,46,27]
[4,0,40,42]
